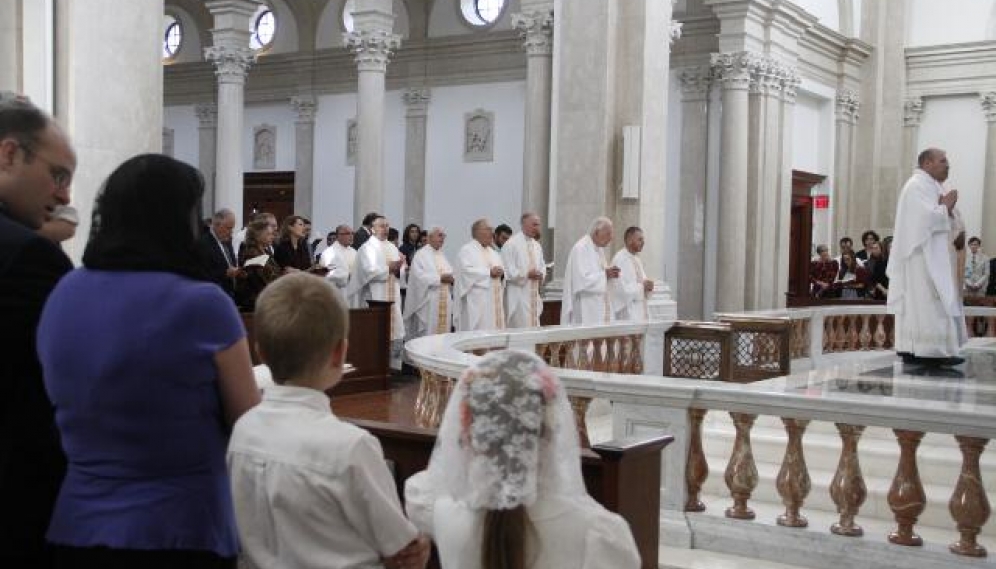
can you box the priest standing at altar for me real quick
[348,216,406,367]
[611,226,654,322]
[404,226,454,339]
[501,213,546,328]
[453,219,505,331]
[561,217,619,325]
[887,148,967,366]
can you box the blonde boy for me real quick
[227,273,429,569]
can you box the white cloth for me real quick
[561,235,613,325]
[403,484,640,569]
[887,169,967,357]
[348,238,405,342]
[320,242,357,302]
[227,385,418,569]
[965,252,990,296]
[501,232,545,328]
[402,350,640,569]
[403,246,453,339]
[453,240,505,332]
[610,248,649,322]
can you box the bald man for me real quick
[561,217,619,325]
[453,218,505,331]
[501,213,546,328]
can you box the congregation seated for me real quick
[404,350,641,569]
[832,250,867,298]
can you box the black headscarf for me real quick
[83,154,209,281]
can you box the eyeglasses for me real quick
[21,143,73,190]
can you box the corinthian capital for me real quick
[711,51,754,91]
[290,95,317,123]
[204,45,255,84]
[748,56,786,97]
[981,92,996,123]
[511,10,554,56]
[194,102,218,127]
[835,89,860,123]
[679,66,711,100]
[343,30,402,72]
[903,96,924,127]
[781,68,801,104]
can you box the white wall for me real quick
[792,82,835,253]
[163,104,198,167]
[790,0,839,33]
[424,81,525,259]
[428,0,519,37]
[917,96,988,240]
[907,0,996,47]
[312,92,358,236]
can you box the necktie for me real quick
[222,240,236,268]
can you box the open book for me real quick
[243,254,269,268]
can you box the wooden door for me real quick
[788,170,826,302]
[243,171,295,226]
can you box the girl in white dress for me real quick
[404,350,640,569]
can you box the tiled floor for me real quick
[659,546,811,569]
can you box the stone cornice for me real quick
[165,32,526,106]
[797,23,871,92]
[906,41,996,97]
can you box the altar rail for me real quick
[406,310,996,569]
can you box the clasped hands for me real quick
[382,534,431,569]
[605,266,621,279]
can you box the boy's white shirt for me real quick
[228,384,417,569]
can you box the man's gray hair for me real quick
[471,218,490,234]
[588,216,613,237]
[212,208,235,222]
[426,225,445,236]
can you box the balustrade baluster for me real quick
[414,369,429,424]
[725,412,759,520]
[685,408,709,512]
[776,418,811,527]
[565,340,578,368]
[823,317,833,353]
[888,429,926,546]
[859,315,872,349]
[847,316,860,350]
[873,315,887,348]
[830,423,867,536]
[569,396,591,447]
[989,316,996,337]
[605,337,618,373]
[631,335,644,374]
[949,436,990,557]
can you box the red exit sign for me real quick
[813,195,830,209]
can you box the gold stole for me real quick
[434,250,450,334]
[599,247,610,323]
[383,243,397,338]
[630,253,649,320]
[526,239,539,326]
[481,246,505,330]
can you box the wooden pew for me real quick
[242,299,392,395]
[331,382,673,569]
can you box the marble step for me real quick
[659,544,812,569]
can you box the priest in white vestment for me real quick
[319,224,357,304]
[348,216,407,368]
[404,226,454,339]
[454,218,505,332]
[501,213,546,328]
[887,148,967,365]
[611,226,654,321]
[561,217,619,325]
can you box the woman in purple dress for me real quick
[37,154,260,568]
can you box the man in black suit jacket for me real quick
[0,98,76,567]
[988,257,996,296]
[198,208,241,299]
[352,211,380,250]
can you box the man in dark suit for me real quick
[198,208,242,299]
[352,211,379,250]
[988,257,996,296]
[0,98,76,567]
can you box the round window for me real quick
[251,10,276,50]
[461,0,505,27]
[163,16,182,59]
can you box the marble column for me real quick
[205,0,258,223]
[291,95,317,221]
[833,89,860,245]
[54,0,164,261]
[402,87,430,226]
[980,93,996,248]
[677,66,711,319]
[195,102,218,218]
[712,52,752,313]
[512,8,554,256]
[900,96,924,210]
[344,0,400,226]
[774,70,801,309]
[0,0,19,92]
[745,56,786,309]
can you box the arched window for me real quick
[251,9,276,50]
[461,0,506,27]
[163,15,182,59]
[342,0,356,32]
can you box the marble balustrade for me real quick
[406,308,996,568]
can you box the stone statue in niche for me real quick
[346,119,358,166]
[464,109,494,163]
[162,127,174,157]
[253,125,276,170]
